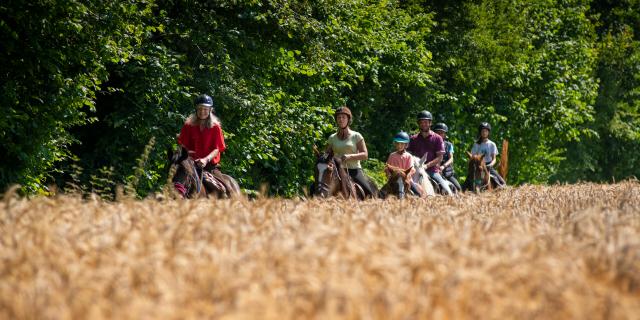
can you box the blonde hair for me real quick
[186,112,221,129]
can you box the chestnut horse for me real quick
[379,164,415,199]
[465,152,493,193]
[464,139,509,193]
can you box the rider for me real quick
[407,110,453,195]
[432,123,462,192]
[175,94,230,196]
[470,122,506,187]
[325,106,376,198]
[384,131,422,199]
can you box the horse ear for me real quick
[313,145,320,156]
[466,151,472,159]
[167,146,175,163]
[178,146,189,162]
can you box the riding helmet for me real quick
[334,106,353,125]
[478,122,491,132]
[393,131,410,144]
[194,94,214,107]
[433,123,448,133]
[416,110,433,121]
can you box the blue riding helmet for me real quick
[393,131,410,144]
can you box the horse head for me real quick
[167,145,204,198]
[313,148,338,198]
[466,152,491,193]
[383,164,413,197]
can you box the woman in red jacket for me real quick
[175,94,229,195]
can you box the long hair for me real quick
[337,126,350,140]
[186,112,221,129]
[476,131,489,144]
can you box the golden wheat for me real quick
[1,182,639,319]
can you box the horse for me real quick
[312,147,377,200]
[410,153,436,197]
[464,152,503,193]
[463,139,509,193]
[167,146,241,199]
[379,164,415,199]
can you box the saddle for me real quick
[202,171,229,197]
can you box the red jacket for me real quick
[178,123,226,165]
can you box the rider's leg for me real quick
[486,165,506,186]
[428,171,453,195]
[348,168,375,198]
[448,175,462,192]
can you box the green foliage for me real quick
[362,158,386,189]
[2,0,640,197]
[0,0,156,193]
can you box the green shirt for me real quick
[327,130,364,169]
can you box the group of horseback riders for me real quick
[171,94,506,199]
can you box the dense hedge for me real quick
[1,0,639,197]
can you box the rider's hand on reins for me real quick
[195,158,207,168]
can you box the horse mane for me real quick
[333,157,358,199]
[385,164,411,180]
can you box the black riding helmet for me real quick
[416,110,433,121]
[194,94,214,107]
[433,123,448,133]
[478,122,491,132]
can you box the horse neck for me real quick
[180,158,204,197]
[337,162,358,199]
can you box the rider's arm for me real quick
[488,153,497,167]
[443,152,454,168]
[406,166,416,180]
[204,149,219,163]
[425,152,444,169]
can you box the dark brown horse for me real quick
[167,146,241,199]
[465,152,492,193]
[312,147,378,200]
[313,149,362,199]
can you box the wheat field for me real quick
[1,182,639,319]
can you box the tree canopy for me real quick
[1,0,638,197]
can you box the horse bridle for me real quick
[472,160,490,191]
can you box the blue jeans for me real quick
[428,171,453,195]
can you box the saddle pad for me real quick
[202,171,228,195]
